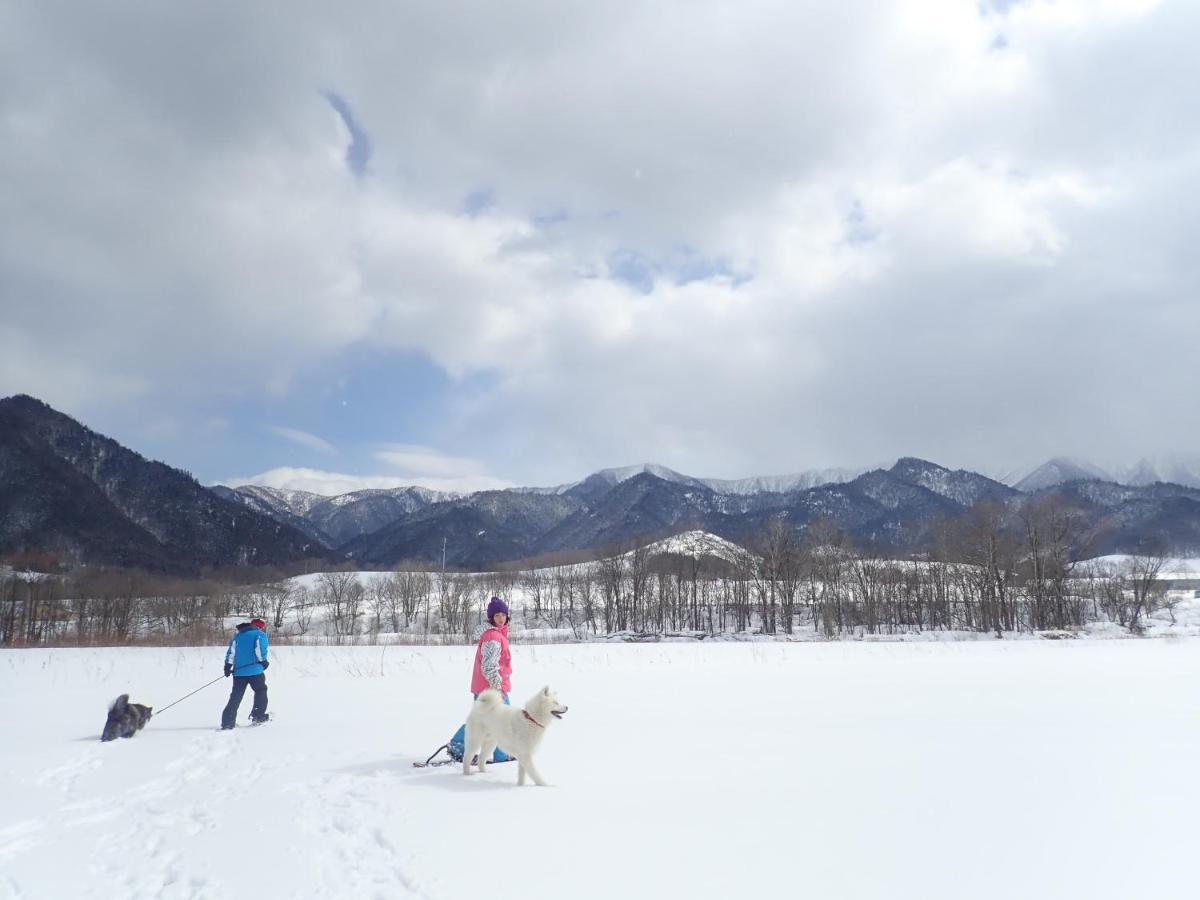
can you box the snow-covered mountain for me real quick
[636,529,746,563]
[210,484,334,546]
[226,454,1200,566]
[1119,455,1200,489]
[1013,457,1115,492]
[216,484,461,546]
[12,392,1200,571]
[886,457,1017,508]
[1011,455,1200,492]
[307,486,459,545]
[562,463,708,495]
[551,462,867,497]
[231,485,327,517]
[699,466,868,495]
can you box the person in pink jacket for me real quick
[449,596,514,762]
[472,597,512,695]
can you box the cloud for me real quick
[268,426,337,455]
[374,444,493,478]
[3,0,1198,488]
[223,443,514,495]
[222,466,511,496]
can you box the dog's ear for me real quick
[542,685,550,696]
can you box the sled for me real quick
[412,743,516,769]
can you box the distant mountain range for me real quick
[5,393,1200,572]
[210,483,454,547]
[217,456,1200,567]
[1010,455,1200,492]
[540,462,870,496]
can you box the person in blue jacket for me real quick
[220,618,270,729]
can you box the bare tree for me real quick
[575,568,598,636]
[259,581,294,629]
[629,544,653,632]
[803,519,848,636]
[437,573,473,637]
[317,571,363,636]
[292,585,314,635]
[1019,496,1086,631]
[597,553,627,632]
[385,565,432,630]
[940,501,1020,636]
[1125,547,1169,633]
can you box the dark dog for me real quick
[101,694,153,742]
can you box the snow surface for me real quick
[1013,456,1115,492]
[573,462,867,495]
[1008,455,1200,491]
[630,529,744,561]
[2,640,1198,899]
[1081,554,1200,580]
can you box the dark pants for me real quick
[221,674,268,728]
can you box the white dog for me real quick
[462,687,568,786]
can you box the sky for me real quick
[3,0,1198,495]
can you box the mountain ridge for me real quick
[0,395,329,573]
[6,394,1200,570]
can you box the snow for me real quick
[567,462,867,495]
[1081,554,1200,580]
[597,462,690,484]
[1013,456,1115,491]
[633,529,744,561]
[699,466,867,494]
[2,639,1198,899]
[1008,455,1200,490]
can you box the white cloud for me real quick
[374,444,492,478]
[268,426,337,455]
[222,443,514,495]
[865,159,1085,262]
[221,466,511,496]
[4,0,1199,485]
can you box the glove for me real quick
[223,663,232,677]
[260,660,270,670]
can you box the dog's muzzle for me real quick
[551,707,568,719]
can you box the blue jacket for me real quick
[225,623,269,676]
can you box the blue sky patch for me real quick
[462,188,495,216]
[607,248,657,294]
[142,346,472,484]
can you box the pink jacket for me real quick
[471,624,512,694]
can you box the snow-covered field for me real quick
[2,639,1198,899]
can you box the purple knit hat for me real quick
[486,596,509,625]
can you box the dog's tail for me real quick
[475,689,504,708]
[101,694,130,742]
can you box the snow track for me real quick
[2,641,1199,899]
[297,772,429,898]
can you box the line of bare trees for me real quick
[0,571,234,646]
[0,499,1182,646]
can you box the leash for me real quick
[417,743,451,767]
[151,662,267,719]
